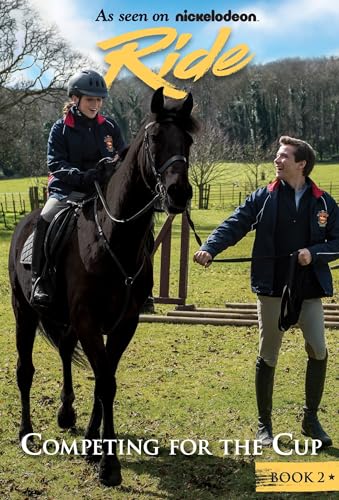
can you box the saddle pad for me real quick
[20,231,34,265]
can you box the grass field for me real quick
[1,161,339,218]
[0,176,338,499]
[0,163,338,192]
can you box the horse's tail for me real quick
[39,319,88,369]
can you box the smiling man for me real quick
[194,136,339,448]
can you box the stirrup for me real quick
[31,278,51,307]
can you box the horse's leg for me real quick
[80,316,139,486]
[100,316,139,486]
[84,385,103,462]
[13,292,38,441]
[78,329,121,482]
[57,328,78,429]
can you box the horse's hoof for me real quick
[99,460,122,487]
[85,452,101,463]
[19,426,33,443]
[19,432,40,454]
[99,469,122,487]
[57,406,76,429]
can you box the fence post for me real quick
[159,219,172,298]
[13,199,17,223]
[19,193,24,213]
[29,186,39,210]
[177,211,190,308]
[0,202,7,228]
[151,213,192,308]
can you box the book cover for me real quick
[1,0,338,498]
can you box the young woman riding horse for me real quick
[31,69,126,307]
[9,85,198,486]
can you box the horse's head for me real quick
[143,87,197,214]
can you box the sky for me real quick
[25,0,339,87]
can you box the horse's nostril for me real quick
[166,184,192,213]
[167,184,192,201]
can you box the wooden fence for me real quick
[0,187,47,228]
[1,182,339,228]
[193,181,339,209]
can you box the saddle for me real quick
[20,199,88,268]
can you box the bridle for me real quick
[92,116,192,332]
[141,119,188,200]
[92,116,191,303]
[94,117,190,225]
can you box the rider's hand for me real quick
[97,156,120,178]
[98,156,117,170]
[193,250,213,267]
[82,168,102,188]
[298,248,312,266]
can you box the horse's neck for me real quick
[101,154,153,248]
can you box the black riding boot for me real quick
[301,353,332,447]
[30,216,50,307]
[255,356,275,446]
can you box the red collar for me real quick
[64,110,106,127]
[267,178,324,198]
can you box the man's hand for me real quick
[298,248,312,266]
[193,250,213,267]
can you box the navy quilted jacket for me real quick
[200,179,339,296]
[47,106,126,195]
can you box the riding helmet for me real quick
[67,69,108,98]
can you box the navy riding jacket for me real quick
[200,178,339,296]
[47,106,126,196]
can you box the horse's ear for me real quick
[151,87,164,114]
[181,92,193,116]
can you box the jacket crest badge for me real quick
[317,210,328,227]
[104,135,114,152]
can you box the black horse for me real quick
[8,87,197,486]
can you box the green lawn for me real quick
[1,162,339,218]
[0,200,338,498]
[0,176,48,193]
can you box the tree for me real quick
[106,77,151,142]
[0,0,91,176]
[241,141,275,193]
[0,0,89,113]
[189,122,233,209]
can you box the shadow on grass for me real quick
[96,433,255,499]
[55,428,255,497]
[77,432,338,499]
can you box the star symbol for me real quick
[329,474,335,480]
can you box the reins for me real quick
[95,180,161,224]
[186,211,339,266]
[93,197,146,286]
[92,117,191,334]
[185,210,291,263]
